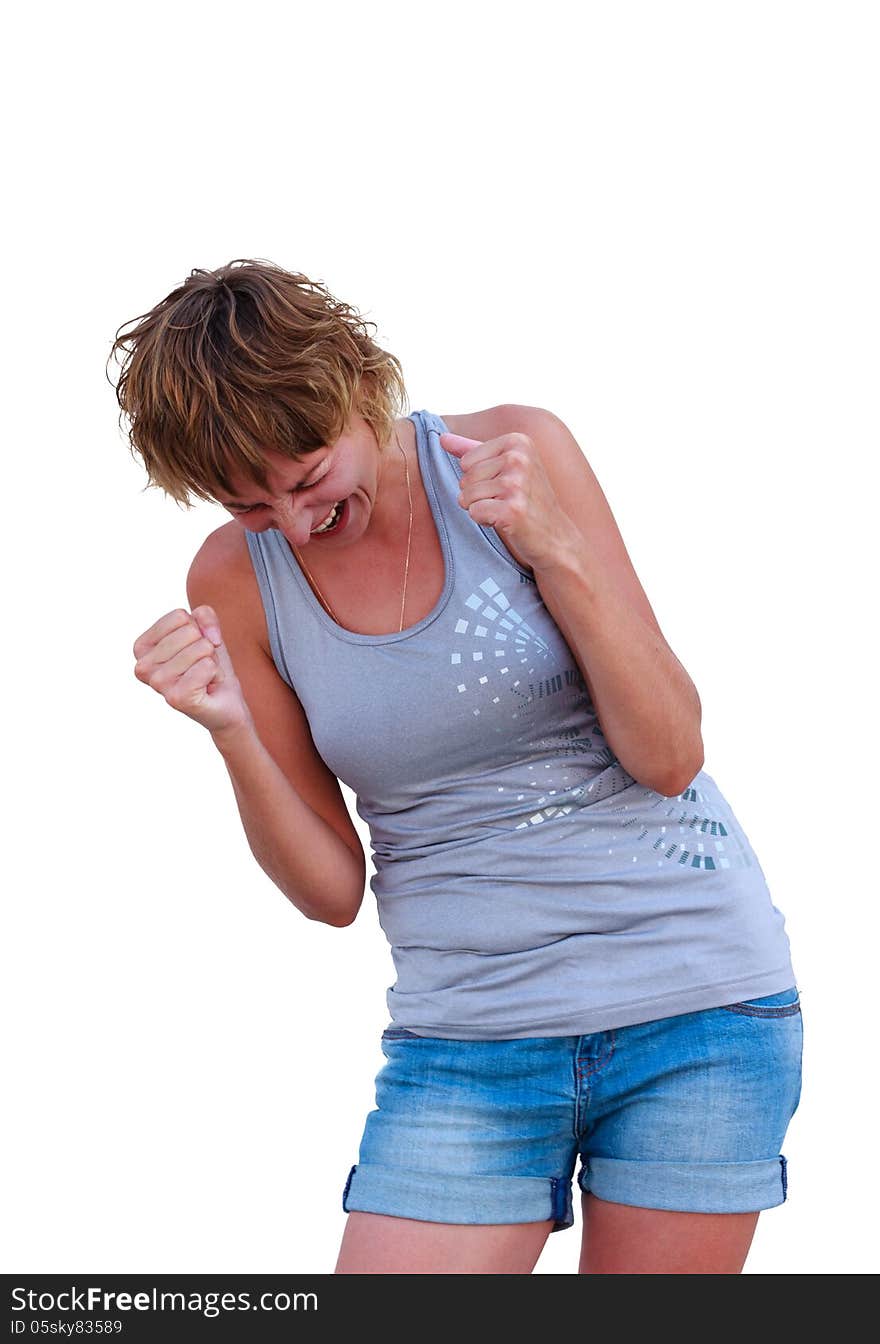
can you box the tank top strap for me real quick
[413,408,534,583]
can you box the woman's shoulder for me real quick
[188,518,253,583]
[187,522,272,657]
[439,405,514,439]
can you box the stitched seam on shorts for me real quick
[576,1028,616,1077]
[720,1003,801,1017]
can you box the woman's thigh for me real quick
[340,1032,580,1250]
[575,985,803,1272]
[579,1195,759,1274]
[576,986,803,1216]
[335,1211,554,1274]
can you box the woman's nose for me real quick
[271,494,311,543]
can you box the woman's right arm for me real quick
[132,526,366,927]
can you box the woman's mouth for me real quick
[310,496,350,537]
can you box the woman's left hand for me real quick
[439,431,573,572]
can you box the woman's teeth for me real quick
[311,500,344,534]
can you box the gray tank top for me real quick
[245,409,797,1038]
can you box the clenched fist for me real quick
[132,605,252,737]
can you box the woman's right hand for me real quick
[132,605,253,737]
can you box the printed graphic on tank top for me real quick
[245,410,797,1040]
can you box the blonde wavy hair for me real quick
[107,258,410,508]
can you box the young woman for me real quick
[115,258,802,1274]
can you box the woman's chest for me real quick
[291,577,599,806]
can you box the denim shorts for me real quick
[341,987,803,1232]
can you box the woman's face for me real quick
[214,412,390,549]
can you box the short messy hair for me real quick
[107,258,410,508]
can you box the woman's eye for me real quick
[226,462,330,513]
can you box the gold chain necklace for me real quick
[291,429,414,632]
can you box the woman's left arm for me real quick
[440,406,704,797]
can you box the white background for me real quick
[3,0,877,1275]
